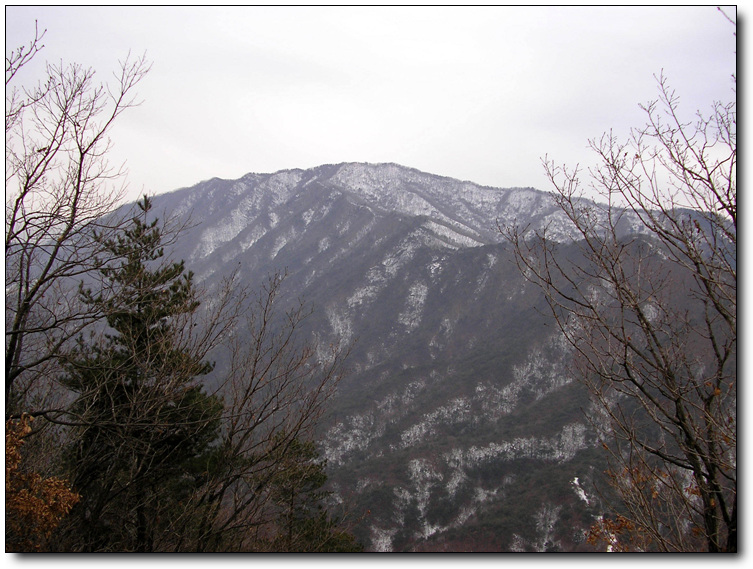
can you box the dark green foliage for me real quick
[56,196,223,552]
[264,436,363,552]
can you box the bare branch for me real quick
[504,70,736,552]
[6,38,151,413]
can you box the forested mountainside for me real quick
[141,162,647,551]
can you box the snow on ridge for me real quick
[422,220,485,248]
[183,171,304,260]
[328,163,511,232]
[261,169,304,205]
[398,397,471,448]
[180,162,565,264]
[193,206,248,259]
[370,525,397,552]
[323,377,430,466]
[330,162,510,197]
[502,188,544,218]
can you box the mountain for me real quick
[147,162,624,551]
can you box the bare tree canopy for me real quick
[172,272,352,552]
[504,66,735,552]
[5,22,151,413]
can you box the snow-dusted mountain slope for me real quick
[155,162,603,269]
[146,162,623,551]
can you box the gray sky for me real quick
[6,5,737,202]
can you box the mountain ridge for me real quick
[143,162,622,551]
[152,162,589,270]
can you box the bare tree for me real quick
[504,71,735,552]
[164,272,351,552]
[5,23,151,413]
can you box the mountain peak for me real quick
[151,162,590,269]
[144,160,604,552]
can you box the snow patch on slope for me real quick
[397,282,429,331]
[444,422,588,469]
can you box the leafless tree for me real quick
[504,71,735,552]
[5,23,151,413]
[164,272,351,552]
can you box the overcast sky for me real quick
[6,5,737,202]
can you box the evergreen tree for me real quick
[265,436,363,552]
[57,196,222,552]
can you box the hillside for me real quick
[146,162,630,551]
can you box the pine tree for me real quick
[265,436,363,552]
[57,196,222,552]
